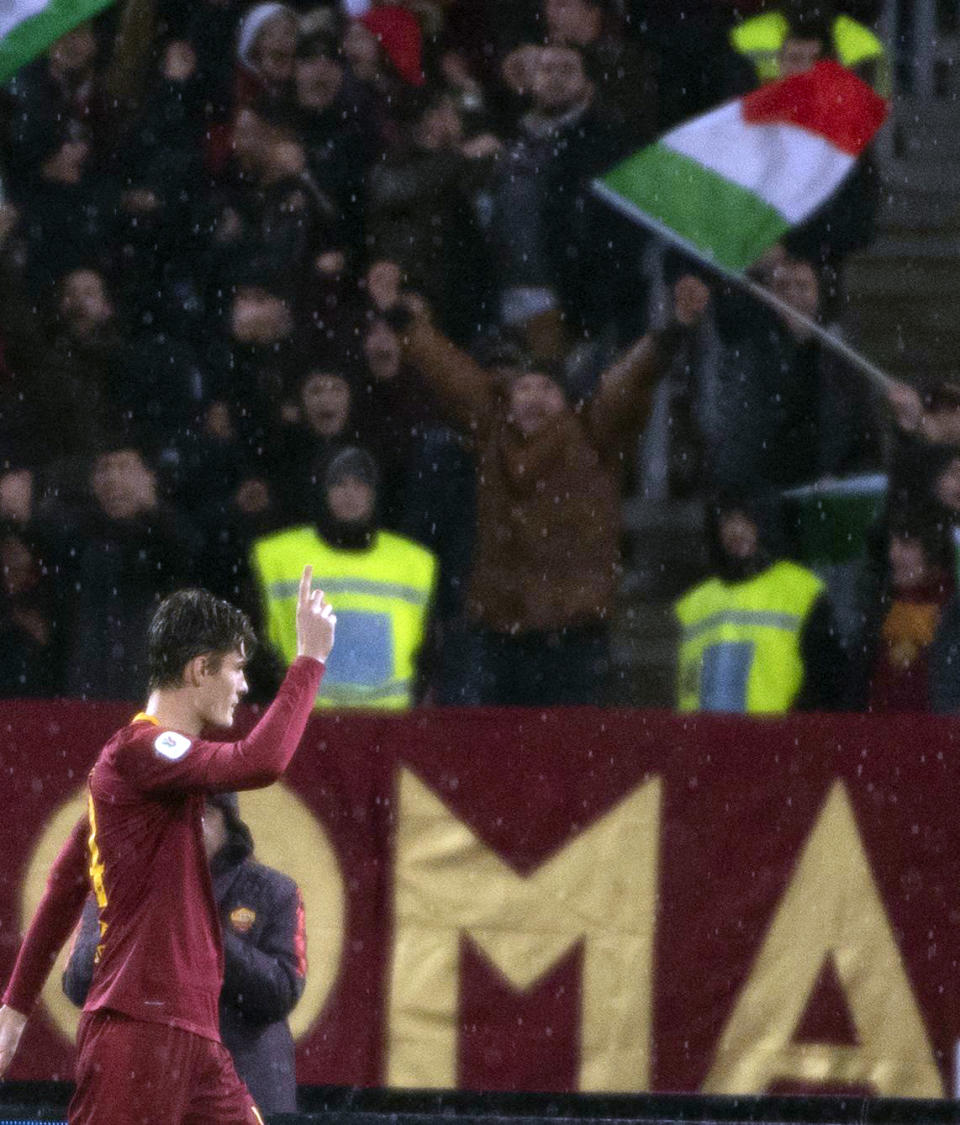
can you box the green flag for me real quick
[0,0,115,83]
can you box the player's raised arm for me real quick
[116,570,336,795]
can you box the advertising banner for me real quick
[1,703,959,1097]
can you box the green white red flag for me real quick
[0,0,114,83]
[595,60,889,272]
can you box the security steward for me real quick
[675,491,849,713]
[731,2,889,93]
[250,446,437,709]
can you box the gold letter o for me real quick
[22,783,346,1043]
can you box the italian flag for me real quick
[0,0,114,83]
[596,61,888,272]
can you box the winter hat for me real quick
[473,332,529,372]
[358,4,425,86]
[297,6,343,58]
[325,445,379,490]
[472,332,569,385]
[206,791,254,855]
[237,2,297,70]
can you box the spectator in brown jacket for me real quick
[388,276,710,705]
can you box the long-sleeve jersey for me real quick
[64,855,307,1113]
[3,655,324,1039]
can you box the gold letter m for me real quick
[387,768,661,1090]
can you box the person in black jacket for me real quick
[487,43,636,355]
[34,443,197,700]
[63,791,306,1113]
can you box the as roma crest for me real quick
[229,906,256,934]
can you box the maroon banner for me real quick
[1,702,960,1097]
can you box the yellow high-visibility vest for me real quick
[731,11,889,95]
[251,525,437,710]
[675,560,824,713]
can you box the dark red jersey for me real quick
[3,656,324,1037]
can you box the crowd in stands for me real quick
[0,0,957,713]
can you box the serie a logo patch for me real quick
[230,907,256,933]
[154,731,192,760]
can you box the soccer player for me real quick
[0,564,335,1124]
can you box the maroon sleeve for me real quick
[2,815,90,1016]
[117,656,324,794]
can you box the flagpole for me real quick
[591,180,897,395]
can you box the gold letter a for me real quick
[704,781,943,1097]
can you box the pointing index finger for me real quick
[299,564,313,605]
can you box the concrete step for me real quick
[844,285,960,348]
[877,178,960,229]
[838,324,957,383]
[892,97,960,156]
[846,303,958,340]
[608,597,678,708]
[842,216,960,381]
[845,252,960,291]
[612,499,708,705]
[620,498,709,602]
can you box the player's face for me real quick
[198,649,249,728]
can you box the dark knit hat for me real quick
[297,24,340,60]
[473,333,530,371]
[207,791,254,855]
[325,445,378,490]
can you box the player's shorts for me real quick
[69,1010,264,1125]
